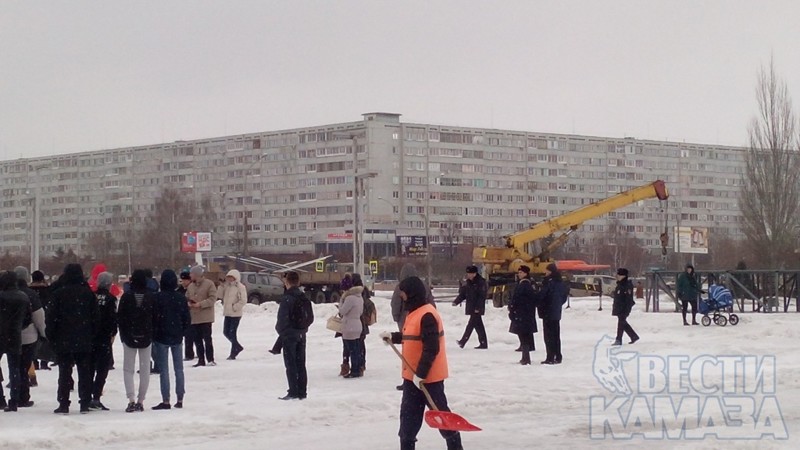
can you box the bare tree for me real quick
[740,58,800,268]
[137,187,216,271]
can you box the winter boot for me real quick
[446,434,464,450]
[400,440,416,450]
[339,361,350,377]
[53,403,70,414]
[0,397,6,409]
[612,339,622,346]
[4,400,17,412]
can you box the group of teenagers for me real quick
[0,263,250,414]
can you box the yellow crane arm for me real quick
[505,180,669,251]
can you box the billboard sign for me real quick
[396,235,428,257]
[673,226,708,254]
[181,231,212,253]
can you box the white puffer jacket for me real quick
[220,270,248,318]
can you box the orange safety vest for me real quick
[401,304,448,382]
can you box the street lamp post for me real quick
[354,171,378,278]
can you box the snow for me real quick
[2,292,799,449]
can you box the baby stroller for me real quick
[699,284,739,327]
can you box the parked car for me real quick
[240,271,285,304]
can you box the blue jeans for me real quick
[223,316,243,356]
[152,342,185,403]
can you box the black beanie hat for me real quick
[466,265,479,274]
[617,268,629,277]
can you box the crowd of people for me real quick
[0,263,250,414]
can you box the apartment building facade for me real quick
[0,112,745,266]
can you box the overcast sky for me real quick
[1,1,799,161]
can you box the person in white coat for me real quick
[219,270,247,360]
[339,284,364,378]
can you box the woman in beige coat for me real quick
[339,285,364,378]
[219,270,247,360]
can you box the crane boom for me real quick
[473,180,669,283]
[505,180,669,251]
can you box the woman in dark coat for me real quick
[508,266,537,365]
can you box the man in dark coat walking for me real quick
[536,263,568,365]
[0,271,32,411]
[452,265,489,349]
[46,263,98,414]
[612,268,639,346]
[508,265,537,365]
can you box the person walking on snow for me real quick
[339,279,364,378]
[219,269,247,360]
[611,268,639,346]
[452,265,488,349]
[381,276,463,450]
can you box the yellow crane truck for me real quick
[473,180,670,305]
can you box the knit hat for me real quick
[190,265,205,276]
[179,271,191,280]
[97,272,114,289]
[13,266,30,284]
[617,268,629,277]
[466,265,479,274]
[31,270,45,282]
[518,265,531,275]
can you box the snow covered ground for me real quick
[2,291,799,450]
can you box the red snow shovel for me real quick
[389,342,481,432]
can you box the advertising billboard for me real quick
[181,231,213,253]
[673,226,708,254]
[396,235,428,257]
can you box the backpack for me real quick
[361,296,377,326]
[290,291,315,329]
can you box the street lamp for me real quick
[354,171,378,278]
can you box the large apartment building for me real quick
[0,112,745,265]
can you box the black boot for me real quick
[446,433,464,450]
[400,440,416,450]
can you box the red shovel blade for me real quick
[425,410,482,432]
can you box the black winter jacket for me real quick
[612,278,635,317]
[0,288,31,354]
[93,288,118,345]
[453,275,488,315]
[536,272,569,321]
[47,281,97,354]
[153,271,191,346]
[276,286,309,339]
[508,278,538,334]
[118,289,156,348]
